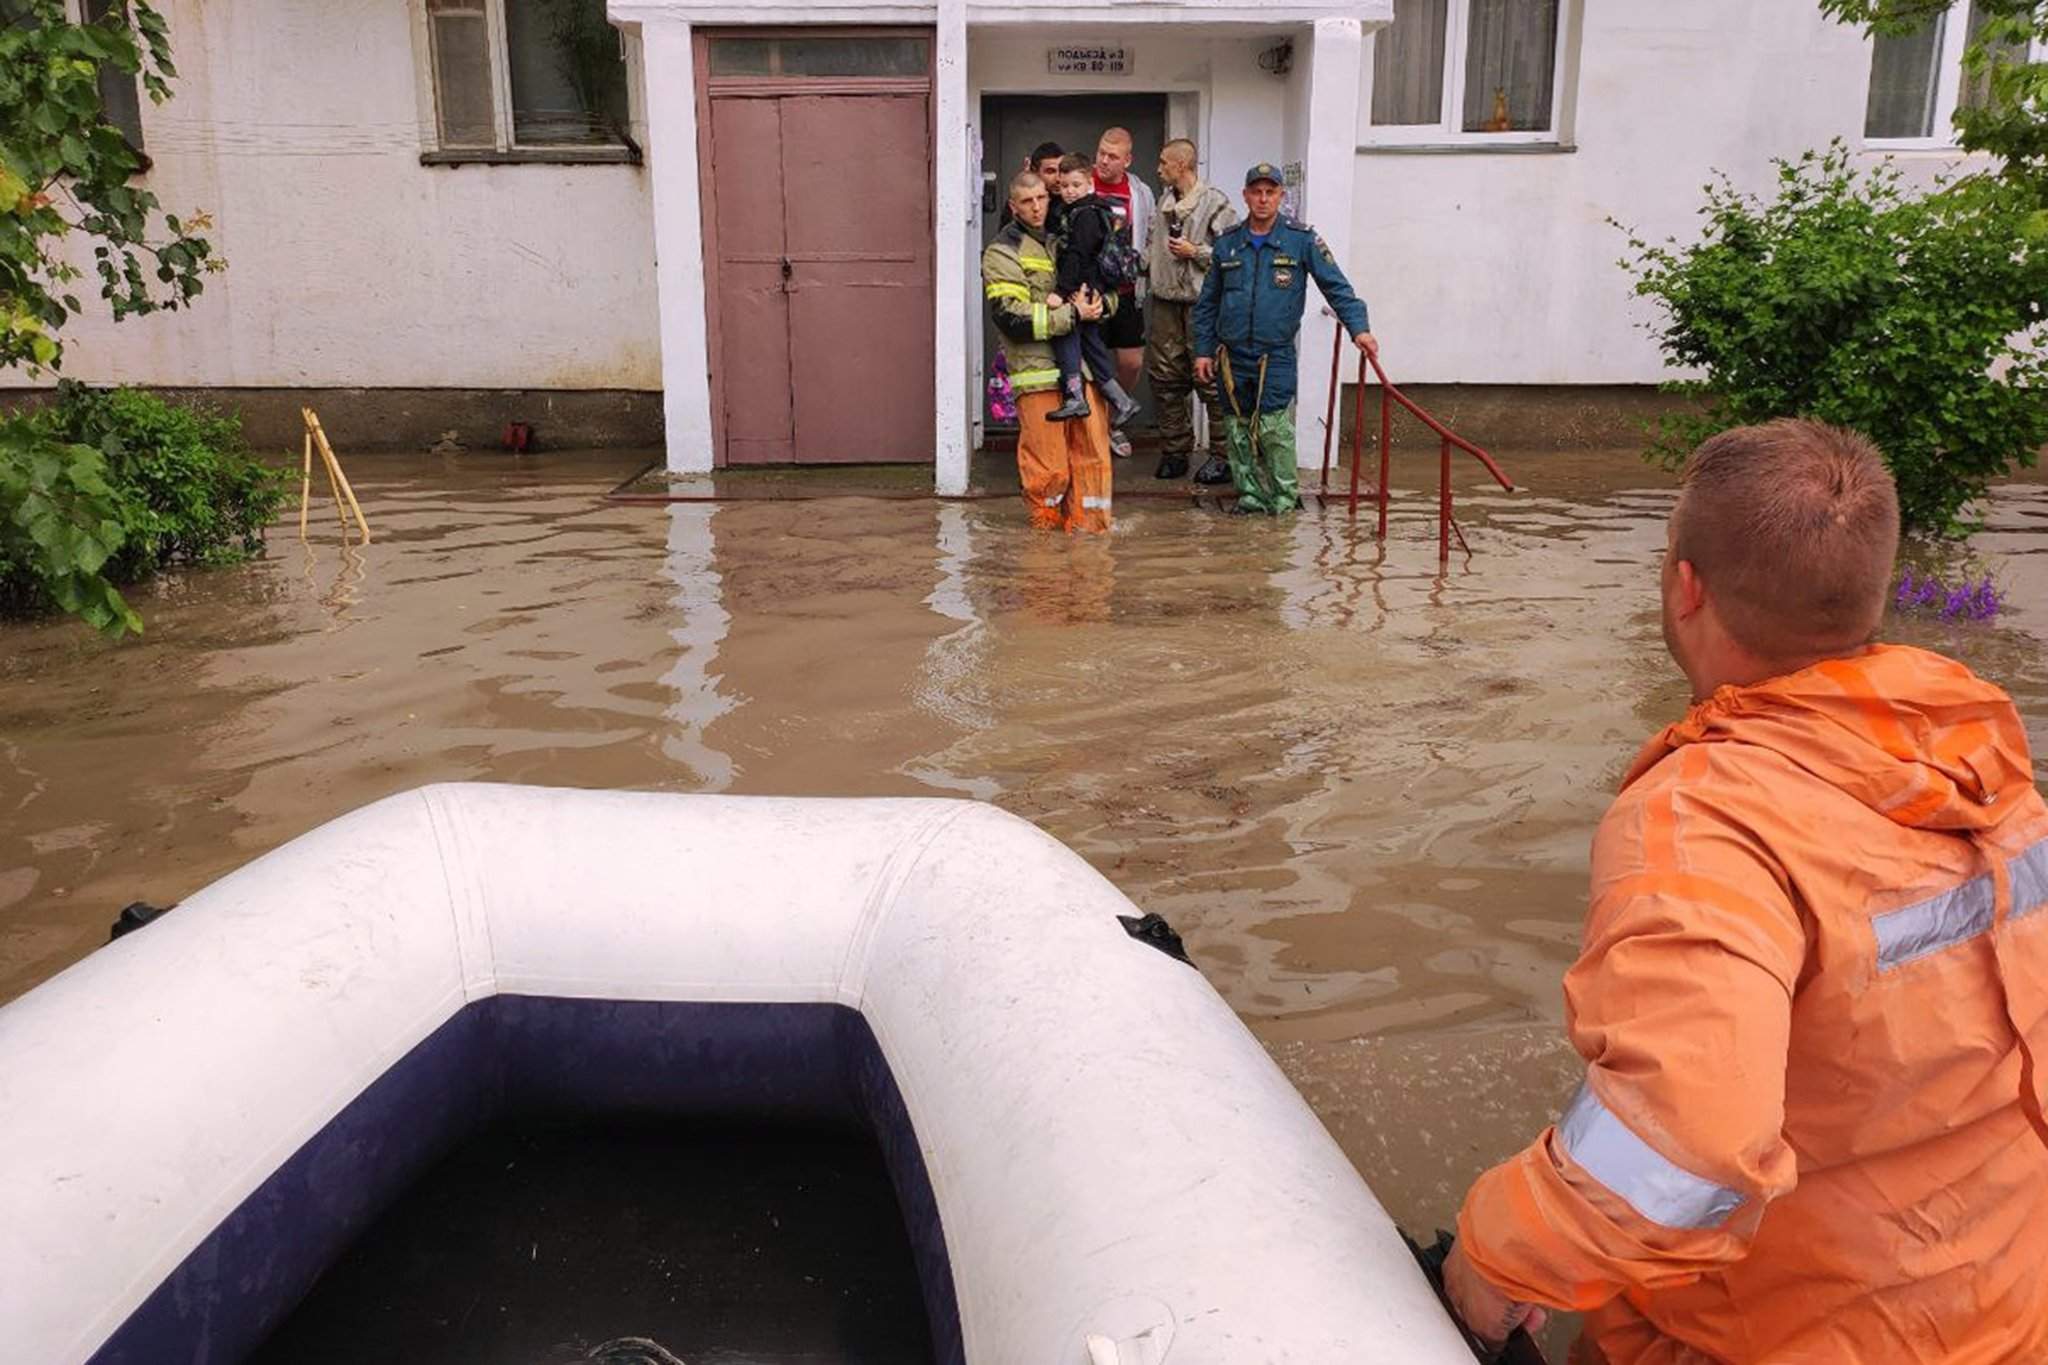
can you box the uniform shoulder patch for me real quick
[1312,232,1335,263]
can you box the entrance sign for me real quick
[1049,45,1131,76]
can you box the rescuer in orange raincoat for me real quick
[1443,419,2048,1363]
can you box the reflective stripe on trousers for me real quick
[1557,1081,1746,1230]
[1874,837,2048,971]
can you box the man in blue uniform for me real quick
[1192,163,1377,514]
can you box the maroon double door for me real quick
[700,41,935,466]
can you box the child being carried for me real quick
[1044,154,1142,426]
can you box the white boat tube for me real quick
[0,784,1476,1364]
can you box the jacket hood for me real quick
[1625,644,2039,834]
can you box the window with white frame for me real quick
[1365,0,1569,145]
[422,0,636,157]
[1865,0,2036,145]
[60,0,146,155]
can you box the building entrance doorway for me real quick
[978,93,1169,433]
[699,32,935,466]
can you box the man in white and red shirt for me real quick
[1092,127,1157,460]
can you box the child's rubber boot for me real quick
[1046,380,1091,422]
[1099,379,1142,429]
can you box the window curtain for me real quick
[1864,14,1944,137]
[1371,0,1449,127]
[1461,0,1560,132]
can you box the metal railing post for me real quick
[1349,349,1368,515]
[1439,435,1453,565]
[1320,324,1342,494]
[1377,382,1392,540]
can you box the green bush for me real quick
[0,384,289,634]
[0,419,141,634]
[1617,143,2048,538]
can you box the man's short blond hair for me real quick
[1675,419,1900,661]
[1161,138,1197,167]
[1008,170,1045,200]
[1099,126,1133,150]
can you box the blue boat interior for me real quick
[87,998,961,1365]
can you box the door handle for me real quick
[780,256,793,291]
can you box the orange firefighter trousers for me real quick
[1015,387,1113,533]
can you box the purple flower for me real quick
[1894,569,2001,622]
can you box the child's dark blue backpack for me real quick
[1094,207,1141,292]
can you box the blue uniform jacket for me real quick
[1191,220,1370,410]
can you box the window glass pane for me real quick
[505,0,630,146]
[1961,1,2028,113]
[1371,0,1449,126]
[82,0,145,151]
[708,35,930,79]
[1461,0,1559,132]
[429,9,498,149]
[1864,14,1943,137]
[773,36,929,78]
[708,37,774,76]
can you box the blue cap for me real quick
[1244,162,1283,188]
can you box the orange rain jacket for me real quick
[1459,644,2048,1363]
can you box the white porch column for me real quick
[640,17,716,475]
[932,0,970,495]
[1295,16,1364,470]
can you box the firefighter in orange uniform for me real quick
[982,171,1114,533]
[1443,420,2048,1363]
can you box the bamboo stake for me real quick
[318,428,348,537]
[297,431,313,540]
[302,408,370,543]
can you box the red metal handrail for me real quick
[1317,324,1515,562]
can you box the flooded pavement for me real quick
[3,448,2045,1263]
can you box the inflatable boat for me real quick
[0,784,1474,1363]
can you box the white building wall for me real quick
[6,0,1983,421]
[3,0,661,392]
[1352,0,1974,385]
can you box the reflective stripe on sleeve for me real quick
[985,281,1031,303]
[1874,874,1997,971]
[1081,496,1112,510]
[1556,1081,1745,1230]
[1872,835,2048,972]
[2010,837,2048,922]
[1032,303,1050,342]
[1019,253,1055,274]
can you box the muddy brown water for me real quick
[3,450,2044,1350]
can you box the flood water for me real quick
[3,449,2044,1263]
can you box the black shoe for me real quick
[1193,452,1232,485]
[1046,395,1091,422]
[1155,454,1189,480]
